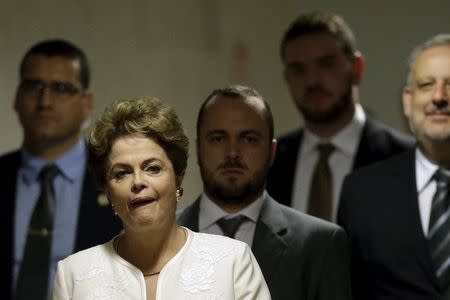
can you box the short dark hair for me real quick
[196,85,274,140]
[19,39,90,89]
[280,11,356,61]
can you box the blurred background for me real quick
[0,0,448,208]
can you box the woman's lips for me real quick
[129,196,155,207]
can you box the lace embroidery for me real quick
[180,234,236,297]
[74,247,129,300]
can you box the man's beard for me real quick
[199,156,271,205]
[298,78,353,124]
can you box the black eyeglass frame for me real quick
[18,79,84,97]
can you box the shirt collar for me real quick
[302,103,366,156]
[20,139,87,184]
[415,147,440,192]
[199,191,266,230]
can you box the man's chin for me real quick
[423,129,450,142]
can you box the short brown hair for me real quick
[280,11,356,61]
[88,97,189,188]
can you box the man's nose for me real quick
[225,140,241,159]
[432,82,449,108]
[37,86,54,107]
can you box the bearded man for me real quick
[178,85,351,300]
[267,11,414,222]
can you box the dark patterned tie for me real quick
[16,164,59,300]
[428,168,450,290]
[308,143,335,221]
[216,215,247,238]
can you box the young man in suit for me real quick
[177,85,351,300]
[1,39,122,300]
[266,11,414,222]
[338,34,450,299]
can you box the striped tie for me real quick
[428,168,450,290]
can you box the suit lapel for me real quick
[252,195,288,284]
[179,195,289,284]
[176,197,200,231]
[402,151,440,289]
[1,151,21,299]
[353,117,378,169]
[267,130,303,206]
[74,168,122,251]
[386,150,438,291]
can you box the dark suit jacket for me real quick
[1,150,123,300]
[267,116,415,207]
[177,194,352,300]
[338,150,446,300]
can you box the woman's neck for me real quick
[117,224,186,275]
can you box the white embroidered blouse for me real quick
[51,228,271,300]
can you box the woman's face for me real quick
[105,134,179,232]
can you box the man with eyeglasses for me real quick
[0,39,122,300]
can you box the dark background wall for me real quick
[0,1,447,206]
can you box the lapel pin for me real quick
[97,194,109,207]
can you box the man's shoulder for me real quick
[363,117,415,149]
[0,150,21,175]
[338,150,414,219]
[347,149,413,184]
[0,149,21,162]
[176,198,200,227]
[276,129,303,146]
[265,197,343,237]
[263,199,347,263]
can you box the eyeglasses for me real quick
[19,79,82,97]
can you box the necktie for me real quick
[16,165,59,300]
[307,143,335,221]
[216,215,247,238]
[428,168,450,290]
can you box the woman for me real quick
[51,97,271,300]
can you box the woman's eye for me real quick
[146,165,162,174]
[113,170,128,180]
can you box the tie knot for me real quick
[317,143,335,158]
[216,215,247,238]
[435,168,450,188]
[39,164,59,183]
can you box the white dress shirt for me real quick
[198,192,265,247]
[291,104,366,222]
[415,148,441,235]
